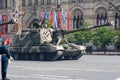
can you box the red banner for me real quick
[2,15,7,37]
[0,32,1,38]
[0,15,2,38]
[49,10,53,27]
[67,11,70,31]
[58,10,61,29]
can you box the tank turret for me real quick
[9,19,111,61]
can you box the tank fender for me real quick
[70,43,86,50]
[53,45,64,50]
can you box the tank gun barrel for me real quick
[0,20,15,26]
[63,22,111,34]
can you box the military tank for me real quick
[8,19,111,61]
[0,19,110,61]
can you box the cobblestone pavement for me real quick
[0,55,120,80]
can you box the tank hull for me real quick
[10,44,84,61]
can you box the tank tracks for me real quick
[11,50,83,61]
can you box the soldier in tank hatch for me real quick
[0,38,11,80]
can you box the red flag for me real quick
[2,15,7,37]
[67,11,70,31]
[58,10,61,29]
[0,15,2,38]
[0,32,1,38]
[49,10,53,26]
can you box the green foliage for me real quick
[74,31,85,44]
[115,28,120,49]
[74,30,93,45]
[66,34,76,43]
[92,36,101,47]
[92,27,116,48]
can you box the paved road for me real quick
[0,55,120,80]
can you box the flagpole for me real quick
[13,0,24,33]
[17,0,22,32]
[56,0,61,29]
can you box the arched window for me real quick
[96,13,108,25]
[79,0,83,2]
[12,0,16,7]
[72,9,83,29]
[5,0,7,8]
[57,0,61,8]
[47,0,51,4]
[41,0,44,5]
[118,14,120,26]
[96,14,100,25]
[80,15,83,26]
[115,13,119,29]
[22,0,26,7]
[72,0,76,2]
[28,0,32,6]
[95,7,107,25]
[34,0,38,5]
[73,16,76,29]
[113,5,120,29]
[104,13,108,23]
[76,15,80,29]
[0,0,3,9]
[57,0,61,5]
[100,13,104,24]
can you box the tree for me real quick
[115,27,120,50]
[66,34,76,43]
[92,27,116,53]
[74,30,93,45]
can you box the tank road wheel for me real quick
[64,56,72,60]
[24,53,31,60]
[39,53,45,61]
[72,52,83,60]
[48,51,63,61]
[69,56,73,60]
[45,53,54,61]
[31,53,37,60]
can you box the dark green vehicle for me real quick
[0,19,110,61]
